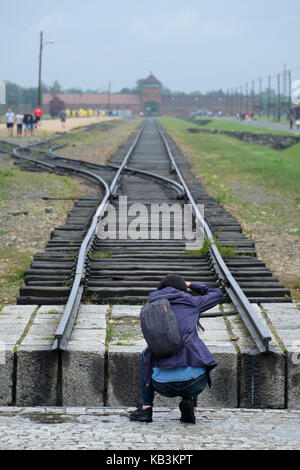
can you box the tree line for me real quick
[5,78,227,109]
[5,80,104,109]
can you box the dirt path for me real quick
[0,118,139,305]
[0,116,116,138]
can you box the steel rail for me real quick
[46,146,185,198]
[156,121,271,353]
[8,128,144,350]
[6,121,271,351]
[108,164,185,198]
[52,122,146,350]
[8,125,184,349]
[11,143,112,350]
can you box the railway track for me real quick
[0,119,291,353]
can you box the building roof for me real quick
[42,93,141,106]
[143,74,161,85]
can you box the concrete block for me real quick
[20,307,61,346]
[228,312,285,408]
[196,317,238,407]
[286,349,300,409]
[15,305,61,406]
[0,347,14,406]
[107,342,146,407]
[262,302,300,409]
[38,305,65,314]
[16,345,59,406]
[200,316,229,330]
[111,305,141,320]
[0,305,38,316]
[0,305,37,406]
[200,305,223,317]
[199,350,237,407]
[62,349,105,406]
[222,303,237,315]
[61,305,107,406]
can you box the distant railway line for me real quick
[0,119,291,352]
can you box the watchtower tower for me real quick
[142,73,161,115]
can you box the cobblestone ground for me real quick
[0,407,300,450]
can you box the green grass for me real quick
[159,116,300,301]
[0,249,33,304]
[88,251,112,259]
[0,168,14,193]
[0,162,85,304]
[0,166,83,200]
[184,237,237,257]
[195,116,294,135]
[159,117,300,199]
[106,322,116,343]
[47,308,60,314]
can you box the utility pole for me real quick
[37,31,54,108]
[288,69,292,112]
[259,77,263,115]
[240,85,243,115]
[267,76,271,119]
[226,90,229,115]
[38,31,43,107]
[283,64,287,98]
[245,82,248,115]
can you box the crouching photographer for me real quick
[129,274,224,424]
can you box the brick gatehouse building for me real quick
[43,73,257,117]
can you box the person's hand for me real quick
[186,281,191,288]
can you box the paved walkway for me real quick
[0,406,300,450]
[217,116,300,134]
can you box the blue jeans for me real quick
[140,351,208,406]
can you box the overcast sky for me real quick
[1,0,300,93]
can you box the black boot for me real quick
[179,399,196,424]
[129,405,153,423]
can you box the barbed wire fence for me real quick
[224,66,300,121]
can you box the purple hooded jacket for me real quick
[141,281,224,386]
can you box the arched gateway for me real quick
[141,74,161,115]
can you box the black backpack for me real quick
[140,298,195,358]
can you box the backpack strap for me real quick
[197,318,205,332]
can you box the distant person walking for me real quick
[289,112,294,130]
[33,106,43,126]
[59,109,67,128]
[23,111,33,137]
[16,111,24,136]
[5,108,15,136]
[31,112,37,134]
